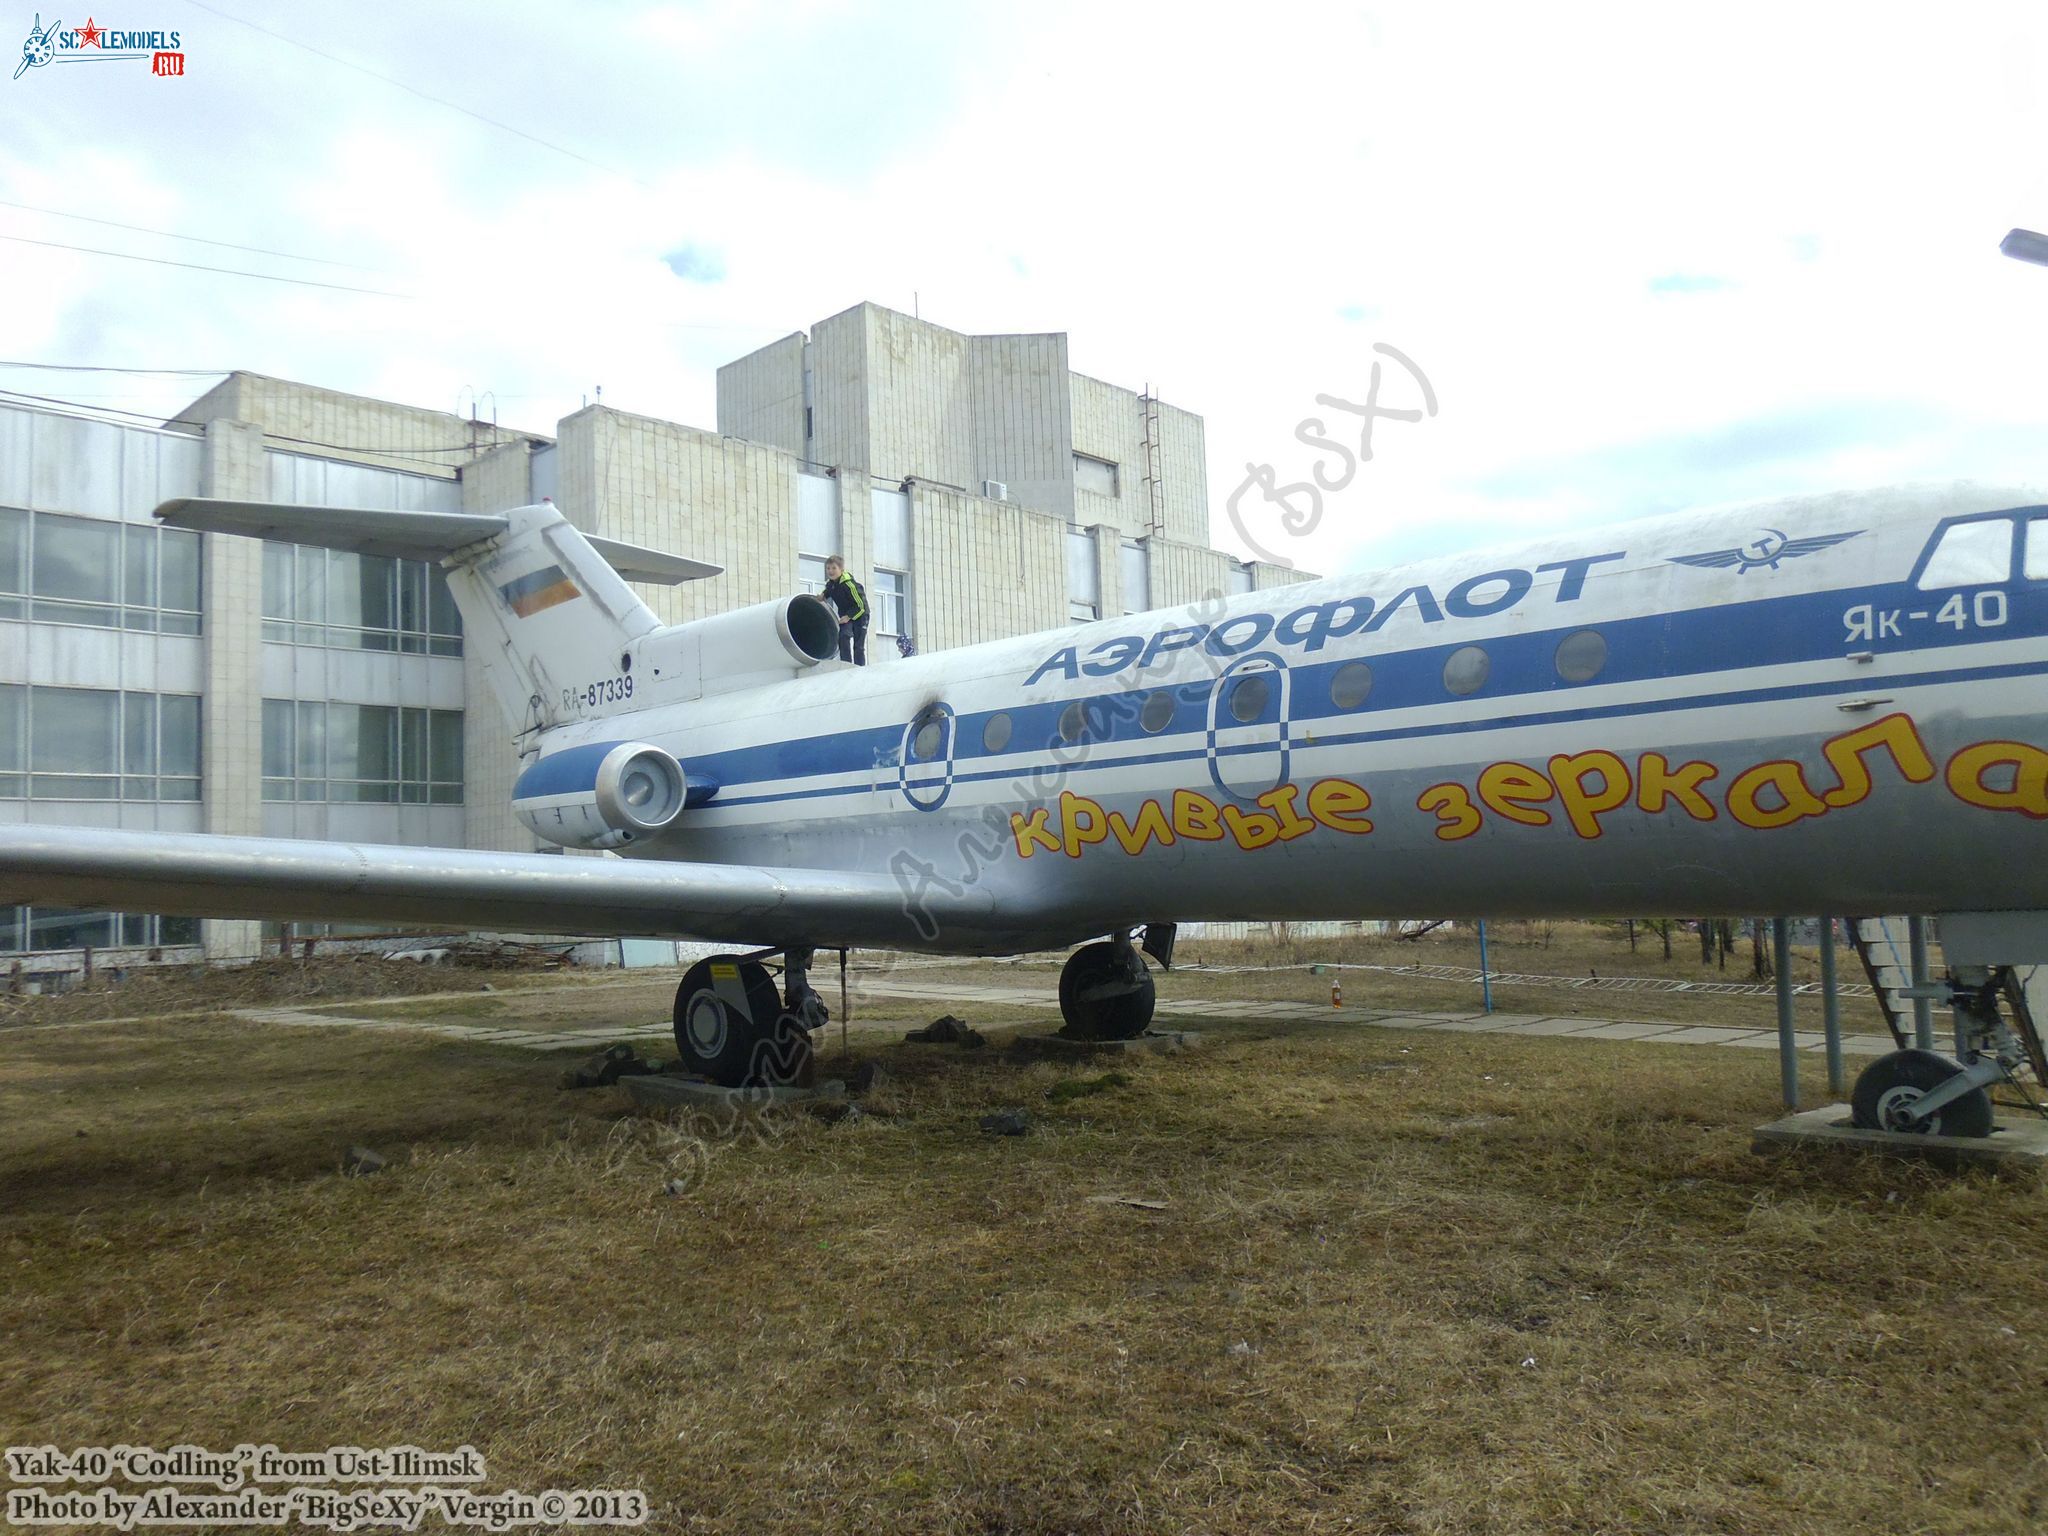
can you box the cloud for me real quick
[4,0,2046,584]
[661,244,725,283]
[1647,273,1733,294]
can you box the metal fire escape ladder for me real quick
[1846,916,1915,1049]
[1139,385,1166,538]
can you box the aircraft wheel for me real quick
[673,957,812,1088]
[1850,1048,1994,1138]
[1057,941,1155,1041]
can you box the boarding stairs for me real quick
[1846,916,2048,1106]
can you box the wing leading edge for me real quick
[0,826,1013,953]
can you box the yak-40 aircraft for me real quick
[4,483,2047,1136]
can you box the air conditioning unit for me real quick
[982,480,1008,502]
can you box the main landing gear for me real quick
[672,946,830,1088]
[1057,925,1175,1041]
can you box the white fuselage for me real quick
[512,484,2048,953]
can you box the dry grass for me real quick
[3,980,2044,1535]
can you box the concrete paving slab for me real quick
[1753,1105,2048,1174]
[1567,1022,1683,1041]
[623,1075,846,1111]
[1366,1014,1460,1030]
[1499,1017,1611,1036]
[1643,1026,1771,1045]
[1725,1030,1827,1050]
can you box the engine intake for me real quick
[513,741,689,850]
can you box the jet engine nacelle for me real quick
[511,741,688,851]
[629,594,841,700]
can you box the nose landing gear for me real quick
[1849,970,2025,1138]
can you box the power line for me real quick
[0,233,413,298]
[185,0,651,189]
[0,386,540,462]
[0,197,387,272]
[0,361,231,376]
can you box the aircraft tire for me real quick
[1057,941,1156,1041]
[673,957,812,1088]
[1850,1048,1995,1138]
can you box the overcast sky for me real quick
[6,1,2047,577]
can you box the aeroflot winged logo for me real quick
[1668,528,1861,575]
[498,564,581,618]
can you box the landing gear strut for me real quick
[672,946,826,1088]
[1850,969,2017,1138]
[1058,935,1156,1041]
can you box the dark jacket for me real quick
[824,571,868,622]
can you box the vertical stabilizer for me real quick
[442,504,666,738]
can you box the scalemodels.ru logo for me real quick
[14,14,185,79]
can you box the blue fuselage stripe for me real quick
[669,577,2047,801]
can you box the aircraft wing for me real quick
[0,825,1002,952]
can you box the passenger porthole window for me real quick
[1442,645,1490,696]
[1554,629,1607,684]
[1229,673,1270,723]
[910,711,945,762]
[1330,661,1373,710]
[1058,701,1088,744]
[982,712,1012,754]
[1140,692,1175,733]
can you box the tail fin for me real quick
[154,497,720,736]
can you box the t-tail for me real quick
[153,498,842,745]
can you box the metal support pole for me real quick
[1818,916,1845,1098]
[1773,917,1798,1109]
[838,947,850,1060]
[1477,919,1494,1014]
[1908,916,1934,1049]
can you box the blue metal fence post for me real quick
[1818,917,1845,1098]
[1773,916,1798,1110]
[1477,919,1494,1014]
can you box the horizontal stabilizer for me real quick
[585,536,723,585]
[155,498,507,561]
[152,498,723,583]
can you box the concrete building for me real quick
[1,302,1313,965]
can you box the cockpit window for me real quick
[2025,519,2048,582]
[1916,520,2012,589]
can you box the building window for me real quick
[0,507,200,632]
[0,685,199,801]
[1067,526,1100,623]
[262,543,462,655]
[1074,453,1120,499]
[262,700,463,804]
[1119,540,1150,615]
[1225,561,1254,597]
[870,569,910,639]
[0,906,201,954]
[797,473,840,594]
